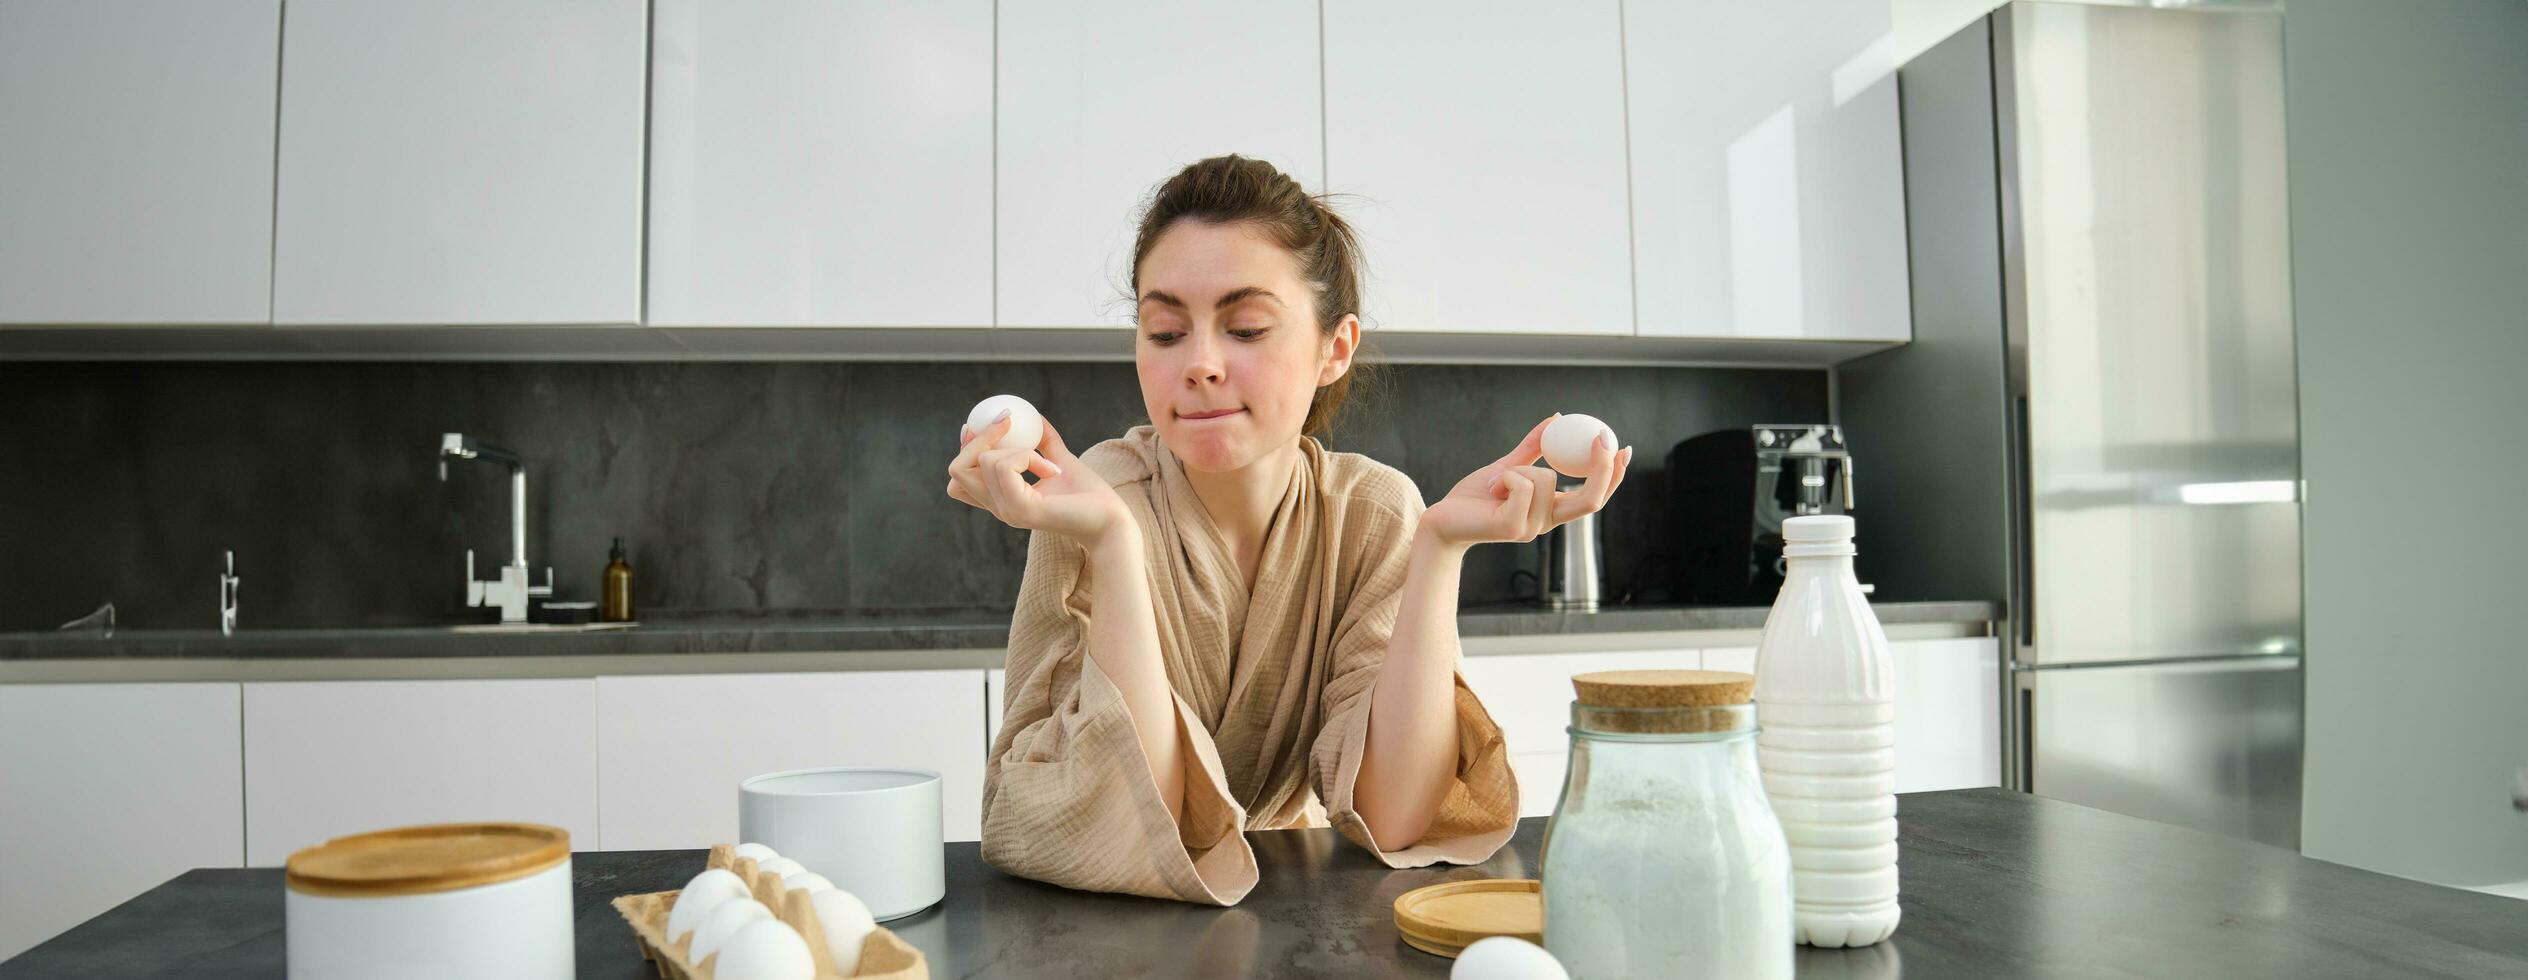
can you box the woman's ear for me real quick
[1317,314,1361,386]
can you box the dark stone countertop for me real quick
[0,600,1996,661]
[7,789,2519,979]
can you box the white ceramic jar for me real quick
[739,766,945,921]
[283,822,574,979]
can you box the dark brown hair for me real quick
[1130,155,1377,439]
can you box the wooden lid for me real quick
[1393,878,1541,958]
[286,822,569,897]
[1571,669,1753,707]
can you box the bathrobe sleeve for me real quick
[1308,475,1521,868]
[978,527,1258,905]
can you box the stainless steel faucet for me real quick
[219,551,240,635]
[439,433,553,624]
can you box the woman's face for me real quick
[1134,220,1354,474]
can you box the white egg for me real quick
[664,868,752,944]
[709,918,816,980]
[1452,936,1570,980]
[967,394,1045,453]
[755,856,807,878]
[688,898,773,963]
[1540,413,1616,478]
[810,888,878,976]
[731,842,779,863]
[781,871,834,894]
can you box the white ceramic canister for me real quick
[1752,515,1901,947]
[739,767,945,921]
[283,822,573,979]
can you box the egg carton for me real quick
[613,843,927,980]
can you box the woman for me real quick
[945,155,1634,905]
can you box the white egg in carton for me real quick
[612,842,927,980]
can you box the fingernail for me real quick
[993,409,1012,423]
[1598,431,1615,450]
[1047,463,1063,477]
[1485,473,1502,492]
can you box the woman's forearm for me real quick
[1085,526,1187,824]
[1355,527,1470,849]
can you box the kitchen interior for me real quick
[1,0,2522,977]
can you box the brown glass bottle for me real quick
[601,537,635,622]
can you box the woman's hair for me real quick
[1130,155,1377,439]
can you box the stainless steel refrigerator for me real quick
[1841,2,2302,848]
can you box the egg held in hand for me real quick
[1541,414,1616,478]
[967,394,1045,452]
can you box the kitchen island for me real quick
[5,788,2518,979]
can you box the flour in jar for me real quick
[1541,768,1794,980]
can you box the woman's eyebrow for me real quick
[1213,286,1284,310]
[1139,287,1285,310]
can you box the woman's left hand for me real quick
[1421,414,1633,549]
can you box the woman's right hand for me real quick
[946,414,1131,548]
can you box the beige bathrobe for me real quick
[980,426,1520,905]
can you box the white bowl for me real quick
[738,767,944,921]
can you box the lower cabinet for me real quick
[0,683,245,961]
[596,670,989,849]
[985,668,1005,758]
[1460,638,2002,818]
[1459,648,1699,818]
[242,679,599,865]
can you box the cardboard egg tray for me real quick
[612,843,927,980]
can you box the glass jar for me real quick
[1539,698,1794,980]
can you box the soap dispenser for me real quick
[602,537,635,623]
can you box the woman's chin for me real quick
[1163,425,1249,472]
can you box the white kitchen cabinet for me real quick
[985,667,1005,757]
[1624,0,1910,341]
[596,670,989,848]
[1458,648,1697,816]
[242,679,598,865]
[270,0,646,325]
[996,0,1322,328]
[0,0,279,325]
[647,0,990,327]
[1889,637,2001,792]
[1713,639,2001,792]
[0,684,244,961]
[1322,1,1633,335]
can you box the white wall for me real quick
[2287,0,2528,890]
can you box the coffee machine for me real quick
[1669,424,1854,604]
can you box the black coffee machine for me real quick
[1669,424,1854,604]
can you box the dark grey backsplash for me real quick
[0,360,1825,630]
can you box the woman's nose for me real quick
[1181,334,1225,385]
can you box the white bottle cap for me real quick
[1782,515,1855,543]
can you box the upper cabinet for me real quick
[0,0,280,325]
[996,0,1322,329]
[270,0,646,326]
[1625,0,1911,341]
[1322,1,1634,336]
[648,1,991,328]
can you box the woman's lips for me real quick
[1179,408,1245,421]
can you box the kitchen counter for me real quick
[0,600,1994,662]
[7,788,2519,979]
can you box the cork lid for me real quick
[286,822,569,897]
[1570,670,1756,735]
